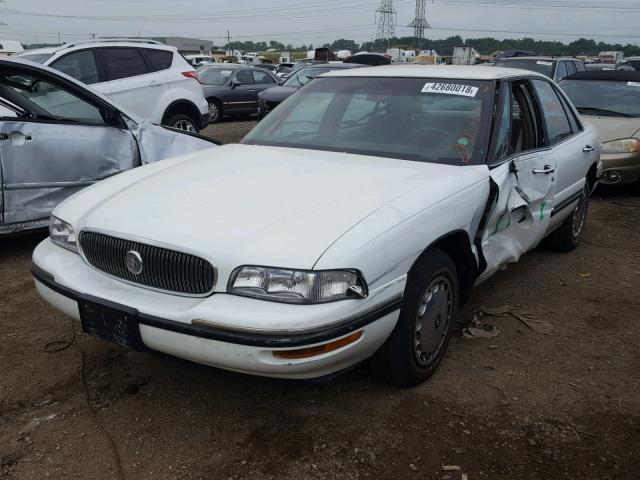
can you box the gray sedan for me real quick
[197,65,280,123]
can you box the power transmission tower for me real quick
[408,0,430,50]
[375,0,395,48]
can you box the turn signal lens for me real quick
[273,331,363,360]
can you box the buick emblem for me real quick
[125,250,143,275]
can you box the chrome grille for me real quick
[79,231,215,295]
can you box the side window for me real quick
[50,50,101,85]
[556,88,582,133]
[99,48,148,81]
[140,49,173,72]
[252,70,275,85]
[531,79,573,145]
[574,61,585,72]
[555,61,568,81]
[0,72,106,125]
[566,61,576,76]
[234,69,254,85]
[491,85,512,163]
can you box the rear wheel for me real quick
[165,114,199,133]
[371,248,458,387]
[208,99,222,123]
[545,181,590,252]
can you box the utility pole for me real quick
[58,32,61,44]
[90,33,96,40]
[375,0,395,49]
[227,30,231,56]
[408,0,430,51]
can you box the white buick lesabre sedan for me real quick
[32,66,600,386]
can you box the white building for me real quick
[0,40,24,56]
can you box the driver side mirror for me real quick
[230,77,241,88]
[102,107,123,127]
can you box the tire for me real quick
[208,99,222,123]
[371,248,459,387]
[545,181,590,252]
[164,114,199,133]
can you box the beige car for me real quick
[560,70,640,186]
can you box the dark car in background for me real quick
[559,70,640,186]
[495,56,585,82]
[257,62,364,119]
[197,64,279,122]
[253,64,278,72]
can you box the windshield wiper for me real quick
[576,107,631,117]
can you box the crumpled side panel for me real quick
[132,121,217,164]
[1,121,138,225]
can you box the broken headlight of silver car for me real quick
[228,266,368,304]
[49,216,78,253]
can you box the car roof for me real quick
[17,41,176,57]
[563,70,640,82]
[300,62,363,69]
[323,64,546,80]
[497,56,579,62]
[200,63,249,69]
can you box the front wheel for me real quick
[208,99,222,123]
[371,248,458,387]
[165,114,199,133]
[545,181,590,252]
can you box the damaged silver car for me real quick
[0,57,218,236]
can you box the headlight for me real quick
[228,266,367,304]
[601,138,640,154]
[49,216,78,253]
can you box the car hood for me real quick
[259,86,298,102]
[580,114,640,141]
[65,144,486,288]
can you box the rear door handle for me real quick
[582,145,595,152]
[532,165,556,174]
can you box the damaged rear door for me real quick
[477,79,557,282]
[0,62,138,229]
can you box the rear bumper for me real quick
[31,240,402,379]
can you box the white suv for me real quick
[16,39,209,132]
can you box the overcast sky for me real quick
[1,0,638,47]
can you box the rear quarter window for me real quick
[141,49,173,72]
[99,48,148,81]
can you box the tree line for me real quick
[23,36,640,57]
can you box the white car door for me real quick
[478,79,557,282]
[96,47,166,123]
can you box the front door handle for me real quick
[0,132,32,142]
[582,145,595,153]
[248,89,256,92]
[148,80,162,87]
[532,165,556,174]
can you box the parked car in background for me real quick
[257,62,364,119]
[198,64,279,123]
[275,63,295,78]
[253,64,278,72]
[0,57,217,236]
[344,53,391,66]
[616,57,640,71]
[16,39,210,132]
[585,63,618,71]
[560,70,640,186]
[33,66,599,386]
[494,56,585,82]
[184,54,213,68]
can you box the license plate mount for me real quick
[79,296,142,350]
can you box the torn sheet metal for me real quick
[1,121,138,225]
[477,157,555,283]
[128,120,218,164]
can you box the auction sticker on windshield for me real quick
[537,61,553,66]
[422,83,478,97]
[627,81,640,87]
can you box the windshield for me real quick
[495,59,555,78]
[197,67,234,86]
[242,77,495,165]
[559,79,640,117]
[16,53,54,64]
[283,67,333,87]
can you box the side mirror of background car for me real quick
[230,78,241,88]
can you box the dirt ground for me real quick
[2,118,639,480]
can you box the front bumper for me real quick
[599,152,640,185]
[32,239,402,379]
